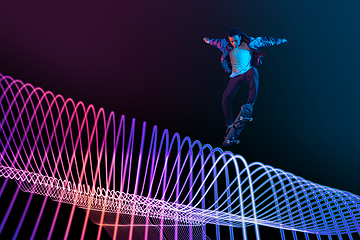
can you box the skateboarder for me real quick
[203,27,287,142]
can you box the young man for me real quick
[203,27,287,138]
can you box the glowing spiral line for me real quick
[0,73,359,240]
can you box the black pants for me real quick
[222,67,259,126]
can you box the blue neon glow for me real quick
[0,73,359,240]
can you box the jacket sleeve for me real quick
[248,37,287,49]
[207,38,228,51]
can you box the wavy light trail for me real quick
[0,72,359,240]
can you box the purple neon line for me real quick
[257,167,334,231]
[133,121,146,195]
[147,128,168,198]
[2,74,360,239]
[292,230,298,240]
[276,171,297,231]
[157,129,178,240]
[260,170,327,230]
[211,151,221,240]
[261,165,286,234]
[189,143,194,240]
[1,84,66,182]
[227,155,261,239]
[125,118,136,193]
[0,79,41,176]
[283,172,310,235]
[0,82,34,170]
[246,167,309,229]
[140,125,156,196]
[250,170,305,218]
[175,135,181,240]
[304,232,310,240]
[124,121,147,240]
[0,177,9,198]
[108,115,126,240]
[143,125,159,240]
[185,154,235,207]
[0,88,52,238]
[150,131,170,199]
[9,86,50,174]
[199,146,205,240]
[163,137,193,201]
[30,196,49,240]
[304,188,331,231]
[232,156,248,239]
[2,85,80,239]
[20,91,76,182]
[159,135,170,240]
[280,229,286,240]
[0,186,20,234]
[290,167,320,233]
[24,97,79,239]
[222,149,235,240]
[12,193,34,240]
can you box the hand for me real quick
[282,38,288,44]
[203,37,210,44]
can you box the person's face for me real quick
[228,35,241,48]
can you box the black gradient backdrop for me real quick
[0,0,359,239]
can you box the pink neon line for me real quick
[63,204,77,240]
[0,85,79,240]
[46,201,62,240]
[64,105,110,238]
[63,106,105,240]
[30,196,49,240]
[66,107,114,240]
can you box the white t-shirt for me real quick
[229,47,251,78]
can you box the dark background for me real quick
[0,0,359,239]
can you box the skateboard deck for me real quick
[223,103,253,146]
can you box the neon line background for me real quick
[0,73,359,240]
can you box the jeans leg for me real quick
[247,68,259,104]
[222,75,244,126]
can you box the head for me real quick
[227,27,243,48]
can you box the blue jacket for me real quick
[208,33,287,73]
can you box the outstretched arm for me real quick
[203,37,228,51]
[249,37,287,49]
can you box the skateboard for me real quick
[223,103,253,146]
